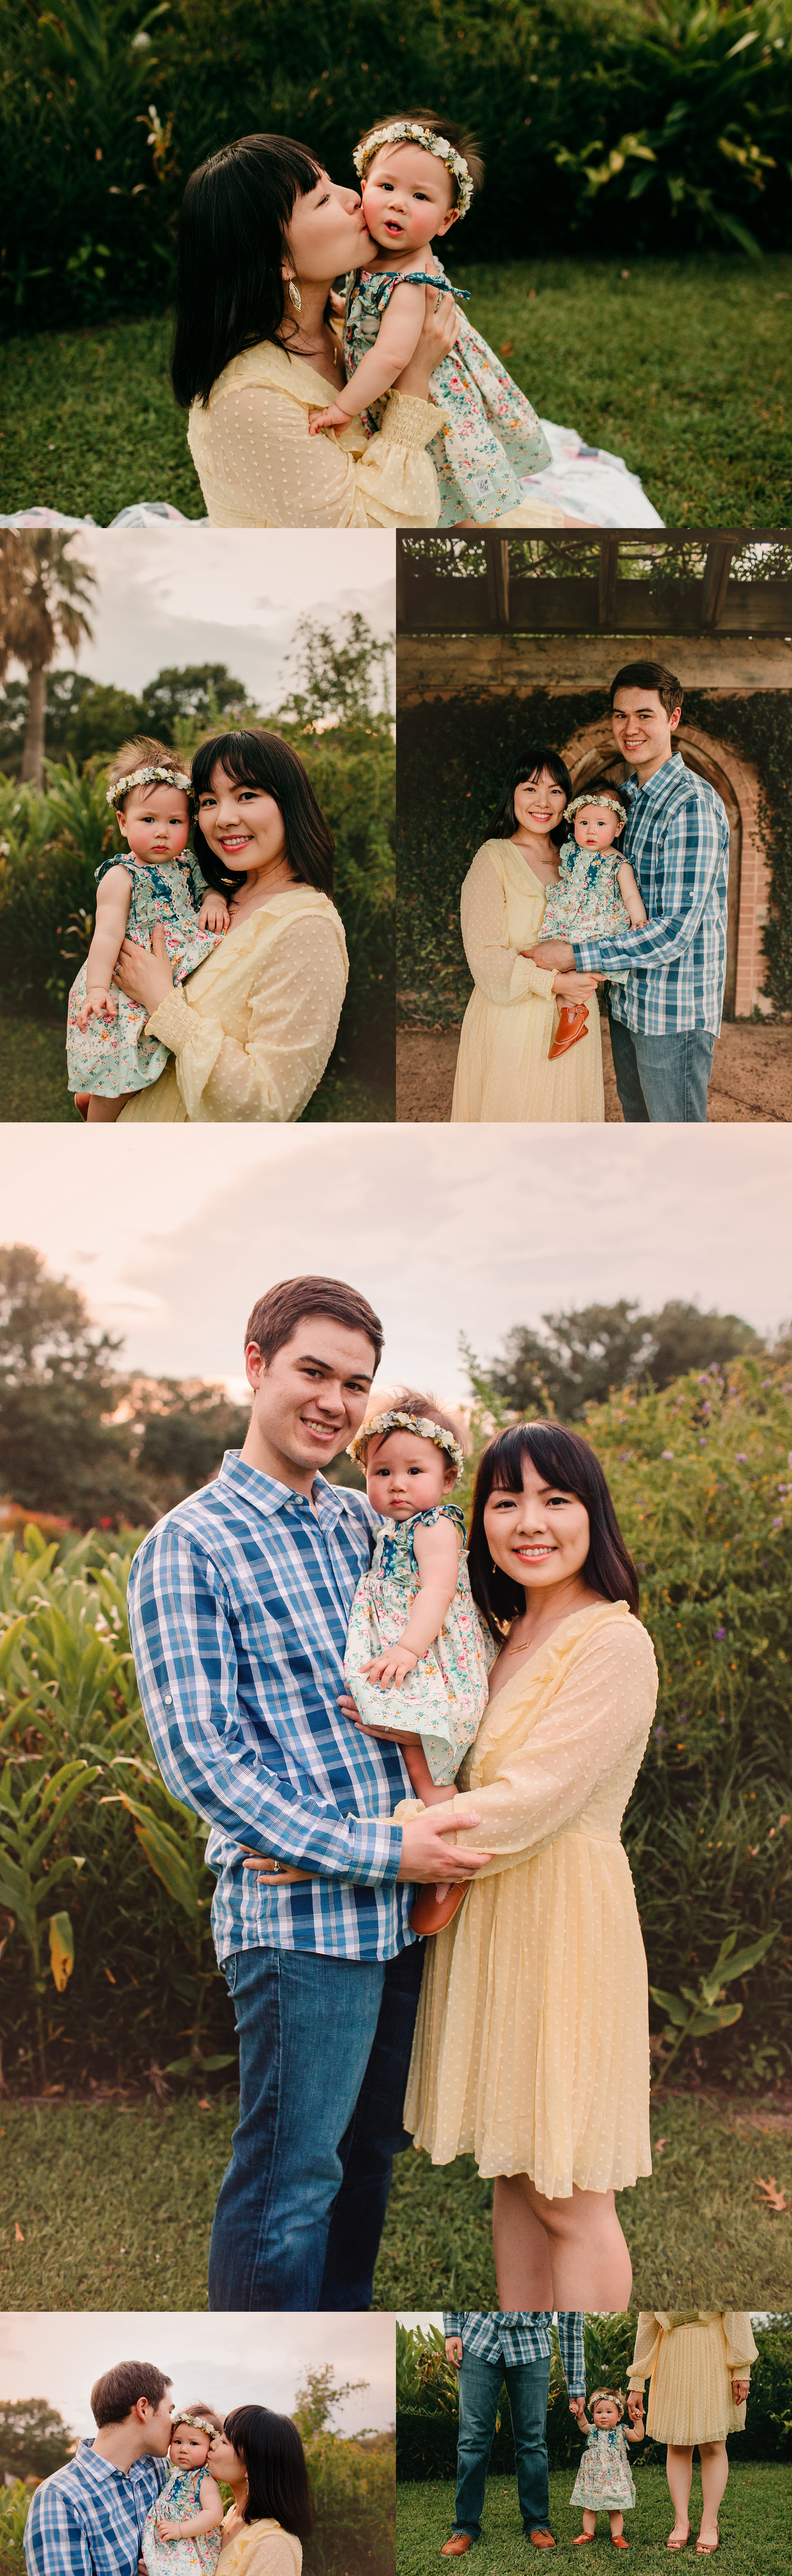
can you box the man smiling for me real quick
[532,661,730,1122]
[128,1273,489,2313]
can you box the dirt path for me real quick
[396,1020,792,1123]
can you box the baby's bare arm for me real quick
[395,1518,461,1661]
[331,281,427,419]
[162,2480,225,2538]
[624,2421,645,2443]
[616,860,648,927]
[78,870,133,1023]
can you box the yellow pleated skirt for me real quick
[645,2319,748,2446]
[404,1826,651,2196]
[451,985,605,1124]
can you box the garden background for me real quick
[1,1239,791,2305]
[3,2,792,521]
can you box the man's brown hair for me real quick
[90,2362,172,2427]
[245,1276,384,1371]
[357,106,484,203]
[609,660,683,719]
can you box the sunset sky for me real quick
[3,1126,789,1402]
[0,2312,395,2436]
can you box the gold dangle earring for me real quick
[287,278,302,310]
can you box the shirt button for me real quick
[163,1693,173,1706]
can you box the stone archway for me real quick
[558,717,767,1020]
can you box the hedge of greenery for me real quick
[0,714,394,1085]
[395,2318,792,2476]
[396,686,792,1023]
[0,1352,790,2094]
[3,2,792,335]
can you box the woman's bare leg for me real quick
[665,2446,694,2543]
[697,2443,729,2546]
[86,1091,135,1123]
[493,2173,632,2306]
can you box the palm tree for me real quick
[0,534,95,788]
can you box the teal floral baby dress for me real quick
[343,264,552,525]
[541,841,633,990]
[66,854,222,1098]
[141,2466,221,2576]
[344,1500,491,1783]
[570,2425,636,2514]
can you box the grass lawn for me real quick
[3,258,792,525]
[0,1015,393,1122]
[2,2094,792,2310]
[395,2465,792,2575]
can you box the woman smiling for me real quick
[402,1421,658,2307]
[114,731,348,1123]
[451,751,605,1122]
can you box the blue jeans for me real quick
[608,1009,715,1123]
[207,1937,424,2311]
[453,2351,552,2540]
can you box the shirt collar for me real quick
[624,754,682,804]
[217,1449,363,1531]
[75,2439,156,2486]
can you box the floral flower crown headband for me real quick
[170,2410,218,2438]
[565,792,627,829]
[353,122,474,217]
[107,763,195,812]
[348,1406,465,1476]
[588,2388,626,2418]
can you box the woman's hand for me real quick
[394,286,458,397]
[732,2379,749,2405]
[626,2393,644,2425]
[112,922,175,1012]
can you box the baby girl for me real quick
[66,734,228,1120]
[308,110,552,526]
[569,2387,644,2550]
[537,784,647,1057]
[141,2405,225,2576]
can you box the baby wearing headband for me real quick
[308,111,553,527]
[141,2405,225,2576]
[569,2386,644,2549]
[533,782,647,1061]
[66,734,230,1121]
[344,1391,492,1935]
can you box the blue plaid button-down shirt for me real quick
[25,2441,167,2576]
[128,1450,414,1963]
[443,2312,586,2397]
[572,756,729,1035]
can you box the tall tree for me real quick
[0,1243,147,1527]
[487,1298,762,1421]
[138,664,250,742]
[0,534,94,787]
[279,612,393,726]
[0,2398,74,2484]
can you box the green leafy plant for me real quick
[650,1924,779,2085]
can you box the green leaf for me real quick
[700,1926,777,2004]
[650,1987,691,2025]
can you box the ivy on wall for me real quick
[396,682,792,1026]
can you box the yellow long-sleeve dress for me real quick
[628,2314,758,2446]
[451,840,605,1124]
[402,1601,658,2195]
[118,888,347,1124]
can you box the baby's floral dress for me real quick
[141,2467,221,2576]
[343,264,551,526]
[344,1500,492,1783]
[541,840,633,989]
[570,2425,636,2514]
[66,853,222,1097]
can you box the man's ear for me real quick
[245,1339,266,1392]
[670,706,682,732]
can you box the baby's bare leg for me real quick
[86,1092,135,1124]
[401,1741,456,1902]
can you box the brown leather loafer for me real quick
[530,2534,557,2549]
[440,2538,474,2556]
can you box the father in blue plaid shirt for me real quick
[532,660,730,1124]
[439,2313,586,2553]
[25,2360,171,2576]
[128,1273,491,2313]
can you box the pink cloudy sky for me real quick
[0,2311,394,2435]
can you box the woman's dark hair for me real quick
[191,730,335,899]
[171,134,325,409]
[223,2407,314,2542]
[487,750,572,846]
[467,1421,639,1640]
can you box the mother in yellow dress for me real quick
[209,2407,313,2576]
[626,2313,758,2555]
[451,751,606,1122]
[400,1420,658,2306]
[111,731,348,1122]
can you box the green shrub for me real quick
[0,2485,29,2576]
[303,2433,395,2576]
[3,2,792,334]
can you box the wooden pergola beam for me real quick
[701,541,737,627]
[484,535,510,626]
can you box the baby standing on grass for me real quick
[141,2407,225,2576]
[344,1394,491,1931]
[569,2389,644,2550]
[308,111,552,527]
[535,786,647,1059]
[66,734,229,1122]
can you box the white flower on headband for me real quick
[107,763,194,810]
[170,2410,217,2437]
[353,122,474,217]
[348,1407,465,1475]
[564,792,627,828]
